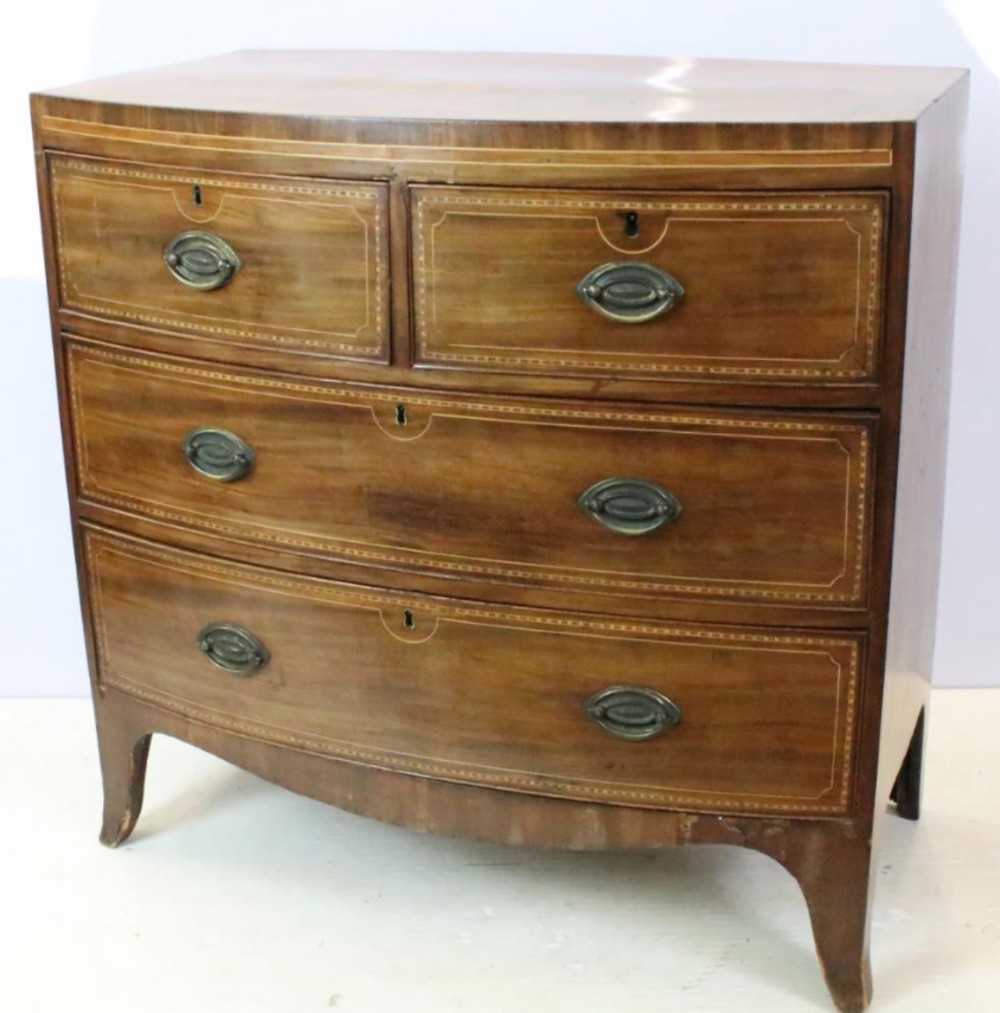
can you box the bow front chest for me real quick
[31,50,968,1012]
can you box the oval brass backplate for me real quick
[182,427,255,483]
[579,477,682,536]
[584,685,682,741]
[164,230,242,290]
[577,261,684,323]
[197,623,270,676]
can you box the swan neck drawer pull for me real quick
[584,686,682,741]
[579,477,682,536]
[576,261,684,323]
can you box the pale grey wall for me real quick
[2,0,997,694]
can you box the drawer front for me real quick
[411,185,887,383]
[50,155,389,362]
[85,528,862,816]
[69,343,874,608]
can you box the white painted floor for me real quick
[1,690,998,1012]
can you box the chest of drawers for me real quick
[31,51,968,1011]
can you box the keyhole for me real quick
[192,185,203,206]
[395,403,408,427]
[621,210,640,238]
[402,609,415,630]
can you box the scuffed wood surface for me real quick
[1,690,995,1012]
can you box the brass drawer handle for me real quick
[197,623,270,676]
[579,477,681,536]
[584,686,682,741]
[164,230,242,290]
[576,261,684,323]
[182,427,255,483]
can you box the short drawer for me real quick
[411,185,887,384]
[85,527,862,816]
[49,155,389,362]
[69,342,874,609]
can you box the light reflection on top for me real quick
[647,97,694,120]
[646,59,696,93]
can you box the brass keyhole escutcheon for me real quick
[395,403,408,427]
[402,609,415,630]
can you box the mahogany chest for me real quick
[31,51,968,1011]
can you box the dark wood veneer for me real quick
[31,51,968,1012]
[66,339,876,614]
[84,525,862,816]
[50,154,390,363]
[411,185,888,384]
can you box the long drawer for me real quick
[411,185,887,384]
[84,526,862,816]
[49,154,390,362]
[68,341,875,609]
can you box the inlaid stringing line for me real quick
[85,532,858,811]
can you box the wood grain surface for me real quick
[412,186,887,383]
[29,50,971,1013]
[38,49,964,125]
[67,340,875,611]
[50,155,390,362]
[84,525,862,817]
